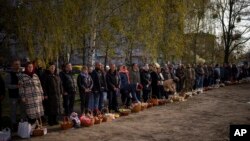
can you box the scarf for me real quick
[119,66,130,83]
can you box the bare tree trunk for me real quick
[86,0,98,67]
[104,43,109,71]
[224,46,230,64]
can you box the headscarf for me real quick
[119,65,130,83]
[24,62,35,77]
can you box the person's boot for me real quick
[53,116,59,125]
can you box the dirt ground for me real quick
[13,83,250,141]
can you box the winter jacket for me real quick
[140,70,151,90]
[91,69,107,92]
[60,71,77,94]
[77,72,93,93]
[106,70,120,91]
[18,73,44,119]
[42,70,63,115]
[6,71,21,98]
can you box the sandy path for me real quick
[21,84,250,141]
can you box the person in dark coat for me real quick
[59,63,77,116]
[195,63,204,93]
[129,63,142,101]
[0,74,6,130]
[224,63,232,82]
[119,65,132,107]
[91,62,107,111]
[77,66,93,113]
[176,64,185,92]
[140,64,151,102]
[106,64,120,112]
[6,59,25,128]
[151,63,162,99]
[42,63,63,126]
[207,64,214,87]
[231,64,238,82]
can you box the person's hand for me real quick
[21,98,27,103]
[157,81,161,85]
[85,89,90,93]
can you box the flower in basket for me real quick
[70,112,81,128]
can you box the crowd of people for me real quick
[0,58,250,132]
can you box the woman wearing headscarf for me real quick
[19,62,44,124]
[119,65,131,106]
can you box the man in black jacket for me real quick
[91,62,107,111]
[106,63,120,112]
[60,63,77,116]
[0,73,6,129]
[140,64,151,102]
[6,59,24,128]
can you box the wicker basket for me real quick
[32,118,46,136]
[147,102,153,108]
[158,99,166,105]
[141,103,148,111]
[60,117,73,130]
[150,96,159,106]
[94,117,102,124]
[102,114,114,122]
[81,110,95,127]
[119,109,131,116]
[131,103,141,113]
[172,96,180,102]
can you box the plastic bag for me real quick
[0,128,11,141]
[17,120,31,138]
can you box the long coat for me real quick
[150,71,161,98]
[19,73,44,119]
[42,71,63,116]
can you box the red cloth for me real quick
[119,66,130,84]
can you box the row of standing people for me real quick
[1,59,250,130]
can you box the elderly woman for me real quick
[19,62,44,124]
[42,62,63,126]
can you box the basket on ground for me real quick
[60,117,73,130]
[119,109,131,116]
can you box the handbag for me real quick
[0,128,11,141]
[17,120,31,138]
[32,118,47,136]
